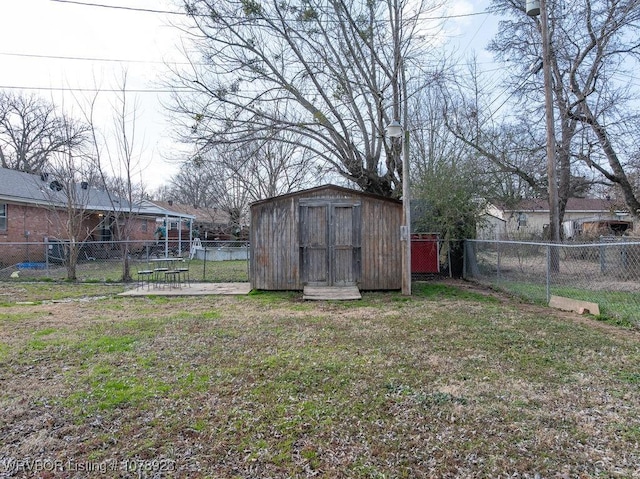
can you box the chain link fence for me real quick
[465,238,640,325]
[3,237,454,285]
[2,237,455,284]
[0,240,249,283]
[11,236,634,324]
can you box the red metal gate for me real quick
[411,234,440,274]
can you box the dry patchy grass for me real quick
[0,282,639,478]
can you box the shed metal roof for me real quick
[249,184,402,207]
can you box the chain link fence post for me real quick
[462,238,640,325]
[546,243,551,303]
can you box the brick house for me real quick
[0,167,193,264]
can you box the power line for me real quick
[50,0,492,21]
[459,12,490,55]
[49,0,186,15]
[417,11,491,21]
[0,48,501,70]
[0,84,190,93]
[0,51,183,65]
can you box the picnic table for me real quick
[135,243,179,259]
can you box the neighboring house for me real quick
[0,167,192,264]
[477,211,507,241]
[482,197,633,240]
[150,201,233,240]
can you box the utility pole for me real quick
[538,0,561,246]
[387,0,411,295]
[529,0,561,276]
[401,61,411,296]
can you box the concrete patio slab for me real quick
[119,282,252,297]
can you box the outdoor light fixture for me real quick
[526,0,540,16]
[386,119,403,138]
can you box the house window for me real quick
[0,204,6,231]
[517,212,528,229]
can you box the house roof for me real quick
[137,199,196,220]
[0,167,192,219]
[151,201,228,224]
[499,197,626,213]
[250,184,402,207]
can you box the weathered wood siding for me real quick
[250,194,299,290]
[359,195,402,290]
[250,185,402,290]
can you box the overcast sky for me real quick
[0,0,498,191]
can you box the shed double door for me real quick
[300,200,361,286]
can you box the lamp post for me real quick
[387,119,411,295]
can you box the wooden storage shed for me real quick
[250,185,403,291]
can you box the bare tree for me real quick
[167,120,328,236]
[488,0,640,222]
[0,91,90,173]
[231,135,327,200]
[82,73,148,281]
[168,0,444,197]
[442,37,627,237]
[440,59,552,197]
[166,159,219,209]
[410,86,492,275]
[43,120,99,281]
[206,160,252,237]
[169,135,326,237]
[150,184,173,202]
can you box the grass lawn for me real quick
[6,259,249,283]
[1,281,639,477]
[493,280,640,327]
